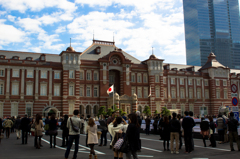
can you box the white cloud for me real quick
[7,15,16,22]
[0,11,7,16]
[55,26,66,33]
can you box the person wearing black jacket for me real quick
[208,116,216,147]
[20,114,31,144]
[136,111,142,128]
[125,113,141,159]
[161,116,171,151]
[60,115,69,147]
[49,114,58,148]
[14,116,21,139]
[99,115,108,146]
[200,118,209,147]
[182,111,195,153]
[158,115,164,140]
[170,112,181,154]
[228,112,240,151]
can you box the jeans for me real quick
[16,129,21,138]
[126,150,138,159]
[62,133,69,146]
[65,135,80,159]
[22,130,28,144]
[170,132,179,152]
[229,131,240,150]
[100,130,107,145]
[50,135,56,147]
[184,132,193,153]
[146,125,150,135]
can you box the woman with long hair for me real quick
[161,116,170,151]
[87,118,98,159]
[60,115,69,147]
[49,114,58,148]
[108,116,127,159]
[125,113,141,159]
[200,117,210,147]
[35,114,44,149]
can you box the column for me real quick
[20,69,25,99]
[91,106,94,117]
[168,77,171,102]
[6,68,10,99]
[84,106,86,117]
[49,70,52,100]
[202,79,204,99]
[177,77,179,98]
[185,78,188,98]
[35,70,39,100]
[194,78,196,98]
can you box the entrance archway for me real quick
[86,105,91,116]
[42,106,60,118]
[109,70,121,96]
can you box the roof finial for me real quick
[70,38,71,47]
[113,32,114,42]
[152,47,154,55]
[93,30,94,40]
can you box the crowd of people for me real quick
[0,110,240,158]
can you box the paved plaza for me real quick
[0,130,239,159]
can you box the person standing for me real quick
[170,112,180,154]
[14,116,21,140]
[107,112,116,148]
[11,116,16,133]
[158,115,164,140]
[227,112,240,151]
[145,116,151,135]
[3,117,13,138]
[87,118,98,159]
[153,116,158,134]
[34,114,44,149]
[182,111,195,153]
[189,111,195,151]
[216,114,226,144]
[125,113,141,159]
[65,110,81,159]
[48,114,58,148]
[200,118,209,147]
[20,114,31,144]
[208,116,216,147]
[99,115,108,146]
[60,115,69,147]
[222,112,229,143]
[161,116,170,151]
[177,114,183,149]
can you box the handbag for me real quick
[119,137,130,153]
[70,118,79,132]
[114,138,124,150]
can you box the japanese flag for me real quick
[107,85,114,94]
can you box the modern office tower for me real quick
[183,0,240,69]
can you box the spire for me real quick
[113,32,114,42]
[152,47,154,55]
[70,38,71,47]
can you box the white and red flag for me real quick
[107,85,114,94]
[148,86,151,97]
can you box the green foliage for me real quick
[106,108,113,116]
[97,106,107,117]
[154,110,159,115]
[161,107,171,116]
[113,105,119,112]
[119,109,127,116]
[143,106,151,116]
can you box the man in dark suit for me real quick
[20,114,31,144]
[145,116,151,135]
[182,111,195,153]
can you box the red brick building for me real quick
[0,40,239,118]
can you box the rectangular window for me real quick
[86,86,91,97]
[69,103,74,115]
[12,70,19,77]
[163,77,166,84]
[69,70,74,79]
[156,88,160,98]
[171,78,175,84]
[131,87,135,95]
[216,90,220,99]
[11,103,18,117]
[200,107,208,117]
[54,85,60,96]
[86,72,91,80]
[172,104,176,109]
[0,69,4,77]
[180,78,184,85]
[137,74,141,83]
[41,71,47,78]
[69,85,74,96]
[131,74,135,82]
[171,88,176,98]
[94,72,98,81]
[216,80,220,86]
[137,88,142,98]
[94,87,98,97]
[40,84,47,96]
[27,70,33,78]
[197,79,201,86]
[224,89,228,99]
[80,71,84,80]
[197,89,201,99]
[144,87,148,98]
[180,89,185,99]
[12,83,19,95]
[26,84,33,95]
[26,104,32,117]
[204,80,208,86]
[205,89,209,99]
[189,104,194,114]
[223,80,227,86]
[188,79,192,85]
[80,87,84,97]
[54,72,60,79]
[0,83,4,95]
[155,75,159,83]
[0,103,3,118]
[143,75,147,83]
[189,89,193,99]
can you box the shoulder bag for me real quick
[70,118,79,132]
[119,136,130,153]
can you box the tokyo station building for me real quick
[0,39,239,118]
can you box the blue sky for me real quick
[0,0,185,64]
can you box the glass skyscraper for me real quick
[183,0,240,69]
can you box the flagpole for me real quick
[113,84,114,111]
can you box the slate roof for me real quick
[80,41,142,64]
[0,50,61,62]
[199,52,226,71]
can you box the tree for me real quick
[97,106,107,117]
[106,108,113,116]
[161,107,171,116]
[119,109,127,116]
[143,106,151,116]
[154,110,159,115]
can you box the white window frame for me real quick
[41,71,47,79]
[80,86,84,97]
[188,79,192,85]
[26,83,33,96]
[25,103,33,117]
[205,89,209,99]
[180,78,184,85]
[180,88,185,99]
[204,80,208,86]
[223,80,227,86]
[171,88,176,98]
[189,104,194,114]
[54,84,60,96]
[0,69,5,77]
[86,86,91,97]
[27,70,33,78]
[11,102,18,117]
[172,104,176,109]
[93,72,98,81]
[143,74,148,83]
[40,84,47,96]
[156,87,160,98]
[131,74,135,83]
[93,86,98,97]
[12,82,19,95]
[86,71,91,81]
[12,69,19,77]
[189,88,193,99]
[131,87,136,95]
[144,87,148,98]
[69,70,74,79]
[69,83,74,96]
[155,75,159,83]
[197,88,201,99]
[54,72,60,79]
[224,89,228,99]
[197,79,201,86]
[137,87,142,98]
[216,80,220,86]
[80,71,84,80]
[0,82,4,95]
[171,78,175,84]
[216,89,220,99]
[137,74,142,83]
[41,56,45,61]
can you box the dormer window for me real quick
[26,57,33,61]
[12,56,19,60]
[95,47,101,54]
[0,55,5,59]
[40,54,46,61]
